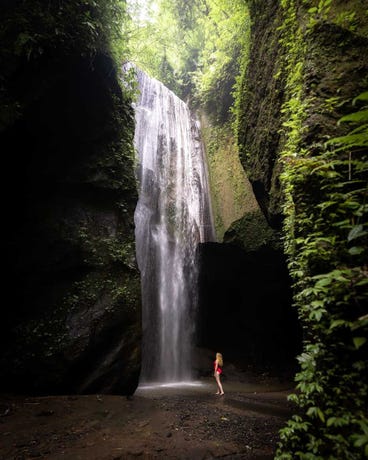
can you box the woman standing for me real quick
[214,352,224,395]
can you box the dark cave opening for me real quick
[197,242,301,378]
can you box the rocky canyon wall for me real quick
[0,4,141,395]
[238,0,368,223]
[198,0,368,379]
[238,1,368,456]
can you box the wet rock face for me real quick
[0,53,141,395]
[302,22,368,144]
[197,242,300,373]
[238,2,368,228]
[237,0,285,228]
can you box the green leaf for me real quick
[355,438,367,448]
[315,277,331,287]
[353,337,367,349]
[355,278,368,287]
[311,300,325,308]
[327,417,336,427]
[353,91,368,105]
[327,416,349,427]
[309,309,323,321]
[327,132,368,148]
[317,408,325,422]
[339,110,368,124]
[330,319,347,329]
[348,224,367,242]
[348,246,364,255]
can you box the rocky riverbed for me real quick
[0,379,294,459]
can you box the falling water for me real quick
[129,65,215,383]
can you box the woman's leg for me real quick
[214,373,220,393]
[215,373,224,395]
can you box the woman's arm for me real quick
[214,359,218,376]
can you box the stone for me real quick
[0,50,141,395]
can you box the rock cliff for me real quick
[237,1,368,456]
[238,0,368,226]
[0,5,141,395]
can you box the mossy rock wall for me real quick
[238,0,368,226]
[237,0,368,457]
[0,5,141,395]
[200,114,258,241]
[237,0,286,228]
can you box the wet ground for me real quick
[0,379,295,459]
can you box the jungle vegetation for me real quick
[127,1,368,458]
[1,0,367,457]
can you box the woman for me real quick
[214,352,224,395]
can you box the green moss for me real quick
[270,1,368,458]
[224,209,282,252]
[233,0,368,456]
[308,0,368,37]
[235,1,286,224]
[201,118,259,240]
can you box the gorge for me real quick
[0,0,367,458]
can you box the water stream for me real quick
[130,66,215,383]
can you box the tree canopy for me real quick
[126,0,250,121]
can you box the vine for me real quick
[275,1,368,458]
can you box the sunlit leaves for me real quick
[353,336,367,349]
[126,0,250,114]
[275,5,368,456]
[192,0,249,113]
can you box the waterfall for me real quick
[129,65,215,383]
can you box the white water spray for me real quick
[129,66,215,383]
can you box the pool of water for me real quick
[136,378,293,398]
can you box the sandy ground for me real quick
[0,379,295,460]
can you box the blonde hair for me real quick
[216,353,223,367]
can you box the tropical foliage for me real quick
[3,0,367,456]
[276,91,368,460]
[127,0,249,121]
[272,1,368,458]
